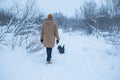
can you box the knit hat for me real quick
[48,14,53,19]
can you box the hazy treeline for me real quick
[54,0,120,34]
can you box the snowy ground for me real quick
[0,30,120,80]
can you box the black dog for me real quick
[57,45,65,54]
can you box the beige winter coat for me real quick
[40,19,60,48]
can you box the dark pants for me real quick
[46,48,52,61]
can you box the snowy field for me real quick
[0,30,120,80]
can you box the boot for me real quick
[47,61,52,64]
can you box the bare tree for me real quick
[11,0,43,52]
[95,4,111,31]
[0,0,44,51]
[81,0,97,34]
[101,0,120,48]
[105,0,120,17]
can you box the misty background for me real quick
[0,0,120,52]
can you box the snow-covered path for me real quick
[0,31,120,80]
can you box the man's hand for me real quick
[56,40,59,44]
[41,39,43,43]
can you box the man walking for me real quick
[40,14,60,64]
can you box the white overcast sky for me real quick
[36,0,84,17]
[0,0,102,17]
[36,0,102,17]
